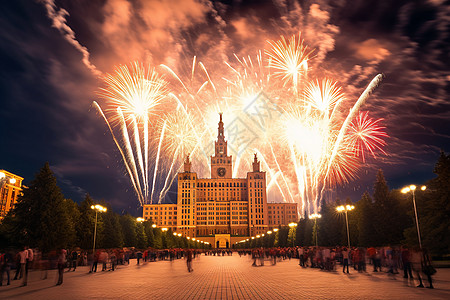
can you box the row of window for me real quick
[197,181,246,188]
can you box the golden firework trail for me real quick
[95,34,388,216]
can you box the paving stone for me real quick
[0,255,449,299]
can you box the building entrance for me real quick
[214,234,231,248]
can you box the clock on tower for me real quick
[217,167,226,177]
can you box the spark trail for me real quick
[95,35,388,216]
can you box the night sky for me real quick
[1,0,449,216]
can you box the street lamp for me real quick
[91,204,107,255]
[136,217,144,222]
[152,224,157,228]
[336,205,355,249]
[309,213,322,248]
[402,185,426,249]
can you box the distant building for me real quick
[0,170,23,220]
[143,114,298,248]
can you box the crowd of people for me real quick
[0,246,207,286]
[237,245,436,289]
[0,245,437,289]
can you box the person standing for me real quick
[26,247,33,278]
[298,247,305,267]
[68,250,78,272]
[19,247,28,286]
[342,247,349,274]
[401,246,413,279]
[56,249,66,285]
[0,250,12,286]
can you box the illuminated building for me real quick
[143,114,298,247]
[0,170,23,220]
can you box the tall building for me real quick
[143,114,298,248]
[0,170,23,220]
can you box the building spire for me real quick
[184,153,191,172]
[217,112,224,142]
[252,153,260,172]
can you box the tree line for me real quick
[1,151,448,256]
[0,163,205,252]
[237,151,450,257]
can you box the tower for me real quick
[184,154,191,172]
[247,153,268,236]
[211,113,233,179]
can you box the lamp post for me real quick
[336,205,355,249]
[309,213,322,248]
[401,185,426,249]
[91,204,107,255]
[288,222,298,247]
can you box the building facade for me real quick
[0,170,23,220]
[143,114,298,247]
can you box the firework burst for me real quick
[95,34,388,216]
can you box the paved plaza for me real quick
[1,255,449,299]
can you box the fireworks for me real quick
[95,34,388,216]
[94,62,169,206]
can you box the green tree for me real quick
[120,214,137,247]
[319,201,342,246]
[62,198,79,249]
[153,228,163,249]
[277,226,289,247]
[356,192,375,246]
[372,170,404,245]
[12,163,76,252]
[287,226,296,247]
[143,221,155,247]
[135,222,148,249]
[76,194,97,250]
[414,151,450,255]
[295,217,308,246]
[101,208,123,248]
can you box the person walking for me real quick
[13,251,22,281]
[186,249,193,272]
[411,248,424,288]
[56,249,66,285]
[422,249,435,289]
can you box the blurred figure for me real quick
[186,249,193,272]
[342,247,349,274]
[0,250,12,286]
[422,249,435,289]
[13,250,22,281]
[19,246,28,286]
[411,248,424,288]
[401,246,413,279]
[136,250,143,265]
[26,247,33,278]
[56,249,66,286]
[68,249,78,272]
